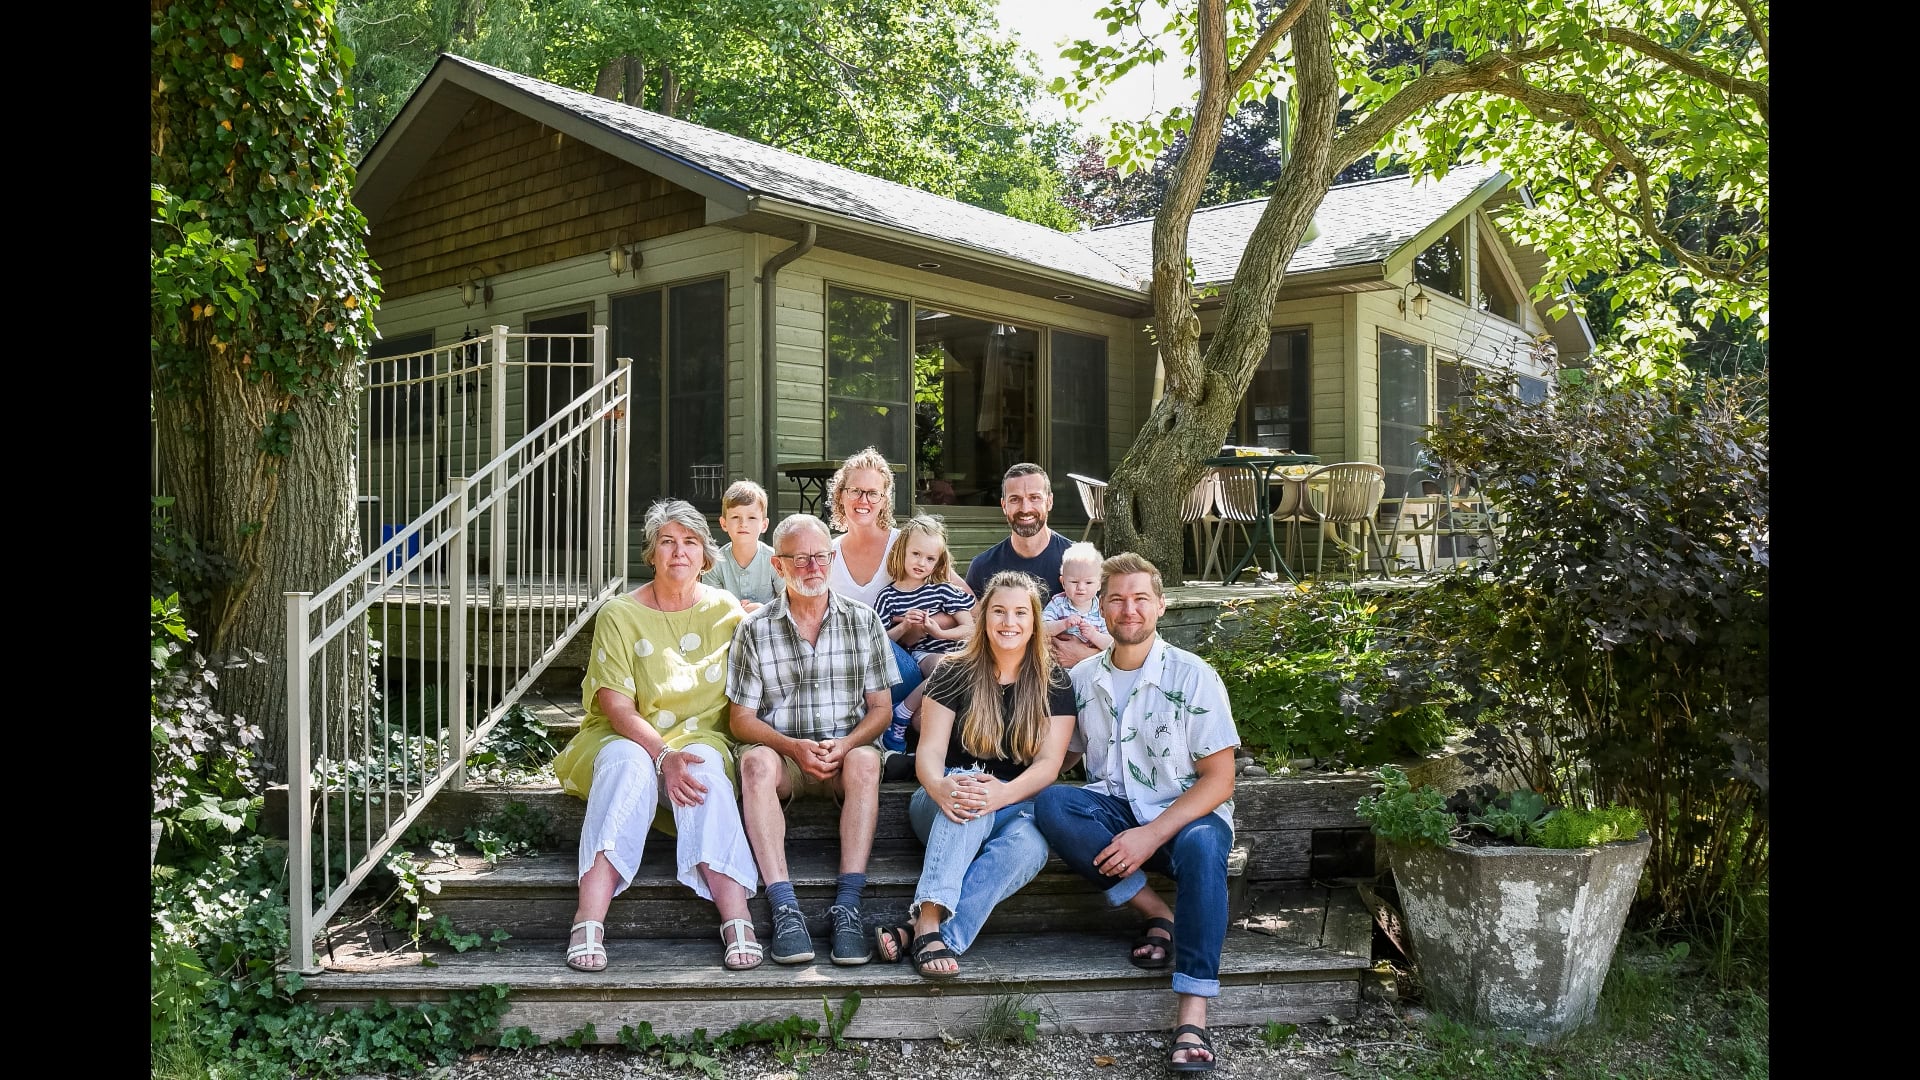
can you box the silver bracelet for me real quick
[654,747,679,776]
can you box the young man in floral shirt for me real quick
[1036,551,1239,1073]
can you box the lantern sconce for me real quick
[458,266,492,308]
[608,229,642,277]
[1398,280,1431,320]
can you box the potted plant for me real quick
[1358,766,1650,1042]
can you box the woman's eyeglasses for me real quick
[777,552,835,569]
[844,487,887,503]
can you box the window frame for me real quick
[609,273,731,512]
[822,278,1111,506]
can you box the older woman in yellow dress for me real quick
[550,499,762,972]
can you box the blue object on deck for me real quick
[382,524,420,572]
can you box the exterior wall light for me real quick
[459,266,492,308]
[1399,280,1431,320]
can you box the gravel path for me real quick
[414,1004,1418,1080]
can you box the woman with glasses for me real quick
[824,448,971,738]
[550,499,763,973]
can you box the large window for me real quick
[1049,330,1109,498]
[611,277,728,512]
[828,286,1107,507]
[1235,329,1310,452]
[913,307,1038,506]
[827,287,913,512]
[1379,333,1429,496]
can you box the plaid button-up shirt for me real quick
[726,589,900,741]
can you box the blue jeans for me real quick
[906,768,1052,955]
[889,639,925,707]
[1034,786,1233,997]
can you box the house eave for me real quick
[743,196,1153,316]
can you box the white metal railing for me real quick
[285,328,631,972]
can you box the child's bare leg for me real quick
[902,654,945,730]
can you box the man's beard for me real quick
[1008,514,1045,538]
[787,577,831,598]
[1110,621,1154,647]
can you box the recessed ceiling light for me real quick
[1053,293,1076,300]
[917,261,941,269]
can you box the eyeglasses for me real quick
[776,552,835,569]
[844,487,887,503]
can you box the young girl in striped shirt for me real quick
[873,515,975,752]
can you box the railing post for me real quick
[615,357,632,591]
[448,480,469,791]
[284,591,318,974]
[489,325,510,604]
[589,326,608,589]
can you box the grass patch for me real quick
[1337,939,1768,1080]
[975,991,1043,1046]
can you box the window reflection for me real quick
[912,308,1037,505]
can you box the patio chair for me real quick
[1203,466,1262,581]
[1304,462,1388,579]
[1272,468,1321,566]
[1180,471,1218,578]
[1068,473,1107,544]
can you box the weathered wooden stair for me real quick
[294,765,1383,1043]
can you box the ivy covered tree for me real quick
[338,0,1084,228]
[151,0,381,773]
[1056,0,1768,577]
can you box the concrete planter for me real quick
[1387,832,1650,1042]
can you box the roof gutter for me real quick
[760,223,817,492]
[749,195,1149,306]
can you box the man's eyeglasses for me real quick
[844,487,887,503]
[777,552,835,569]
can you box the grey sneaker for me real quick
[829,904,872,966]
[769,905,814,965]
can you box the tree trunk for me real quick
[154,365,358,780]
[660,66,681,117]
[593,57,622,100]
[1105,0,1340,583]
[623,56,646,107]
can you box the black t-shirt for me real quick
[924,660,1077,782]
[964,530,1074,602]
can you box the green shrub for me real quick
[1404,361,1767,928]
[1200,588,1456,766]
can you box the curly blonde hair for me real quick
[827,446,897,532]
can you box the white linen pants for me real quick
[577,740,758,901]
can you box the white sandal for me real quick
[720,917,764,971]
[566,919,607,972]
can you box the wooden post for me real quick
[284,591,318,974]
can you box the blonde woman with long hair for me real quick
[871,571,1075,980]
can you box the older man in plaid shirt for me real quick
[728,513,898,967]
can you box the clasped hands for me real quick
[935,772,997,824]
[791,736,854,782]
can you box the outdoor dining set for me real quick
[1070,448,1500,584]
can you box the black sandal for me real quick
[1167,1024,1216,1073]
[872,924,912,964]
[909,930,961,980]
[1131,916,1174,970]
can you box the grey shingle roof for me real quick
[447,57,1146,292]
[1079,164,1506,284]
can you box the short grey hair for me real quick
[770,513,831,554]
[640,498,721,574]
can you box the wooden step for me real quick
[403,841,1254,941]
[299,886,1372,1043]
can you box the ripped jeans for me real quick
[906,767,1051,955]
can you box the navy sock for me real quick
[835,872,867,910]
[768,880,799,912]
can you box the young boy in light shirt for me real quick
[1042,542,1114,652]
[703,481,777,611]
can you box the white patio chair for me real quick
[1303,462,1388,579]
[1068,472,1107,545]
